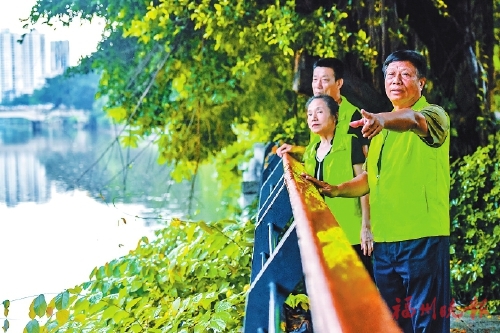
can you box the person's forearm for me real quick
[336,172,369,197]
[360,193,370,226]
[359,192,373,256]
[381,109,428,136]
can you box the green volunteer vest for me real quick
[303,133,362,245]
[366,97,450,242]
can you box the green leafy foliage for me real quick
[32,295,47,318]
[25,0,381,183]
[25,320,40,333]
[450,131,500,310]
[1,73,100,111]
[2,217,254,332]
[2,300,9,333]
[284,293,310,311]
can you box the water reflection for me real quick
[0,118,222,222]
[0,149,50,206]
[0,118,224,332]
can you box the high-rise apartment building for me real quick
[21,30,46,95]
[11,32,25,97]
[51,40,70,76]
[0,29,69,103]
[0,30,14,102]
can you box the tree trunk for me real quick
[394,0,494,157]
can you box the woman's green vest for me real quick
[366,97,450,242]
[303,133,362,245]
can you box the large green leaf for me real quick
[33,295,46,318]
[24,319,40,333]
[54,291,70,310]
[2,319,9,332]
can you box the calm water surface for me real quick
[0,119,222,331]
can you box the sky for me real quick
[0,0,104,66]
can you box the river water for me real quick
[0,118,223,331]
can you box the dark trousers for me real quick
[352,244,375,282]
[373,236,450,333]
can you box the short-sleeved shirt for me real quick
[349,110,369,164]
[349,110,370,145]
[419,106,450,147]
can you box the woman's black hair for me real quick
[305,94,339,122]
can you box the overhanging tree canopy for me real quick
[26,0,499,168]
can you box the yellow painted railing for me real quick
[282,153,402,333]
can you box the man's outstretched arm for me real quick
[350,108,428,139]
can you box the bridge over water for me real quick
[0,105,89,130]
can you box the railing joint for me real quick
[267,222,283,254]
[260,251,269,268]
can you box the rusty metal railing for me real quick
[243,151,401,333]
[282,153,401,332]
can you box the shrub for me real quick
[450,132,500,311]
[3,217,255,333]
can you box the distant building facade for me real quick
[11,32,25,99]
[0,29,69,104]
[51,40,70,76]
[21,30,46,95]
[0,30,15,102]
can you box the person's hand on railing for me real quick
[276,143,306,159]
[300,173,339,198]
[360,223,374,256]
[276,143,294,157]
